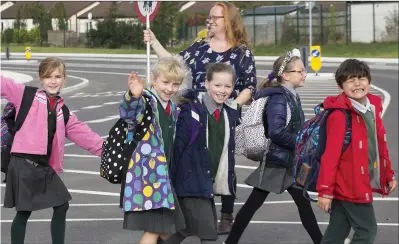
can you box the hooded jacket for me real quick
[317,93,395,203]
[255,86,305,167]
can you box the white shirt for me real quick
[349,97,371,114]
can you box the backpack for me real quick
[100,94,154,184]
[235,95,291,162]
[235,97,271,162]
[293,103,352,202]
[1,86,70,175]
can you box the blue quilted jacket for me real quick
[254,86,305,167]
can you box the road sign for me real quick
[310,45,322,72]
[133,1,161,85]
[25,46,31,61]
[134,1,160,24]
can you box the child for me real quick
[1,57,104,244]
[163,63,240,244]
[224,50,323,244]
[119,55,187,244]
[317,59,397,244]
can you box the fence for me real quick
[181,2,398,46]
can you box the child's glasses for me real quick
[289,69,307,75]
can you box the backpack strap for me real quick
[11,86,38,132]
[61,104,70,126]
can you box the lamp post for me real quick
[87,12,92,47]
[88,12,92,31]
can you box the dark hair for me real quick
[335,59,371,88]
[206,63,235,84]
[260,55,301,90]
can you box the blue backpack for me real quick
[293,103,352,202]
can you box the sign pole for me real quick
[309,1,312,53]
[146,13,151,84]
[133,1,160,83]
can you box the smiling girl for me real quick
[163,63,240,244]
[1,57,104,244]
[119,55,188,244]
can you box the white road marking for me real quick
[0,218,397,226]
[84,115,119,124]
[65,135,108,147]
[64,154,99,158]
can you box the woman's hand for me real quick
[128,72,145,98]
[143,29,158,46]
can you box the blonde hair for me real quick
[150,54,189,87]
[214,2,250,47]
[39,57,66,79]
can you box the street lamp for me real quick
[88,12,92,31]
[87,12,92,47]
[306,1,315,50]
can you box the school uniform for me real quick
[120,88,185,234]
[318,94,395,244]
[225,85,322,244]
[245,84,304,194]
[169,91,239,241]
[0,79,103,212]
[4,94,69,211]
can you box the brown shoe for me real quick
[217,213,234,235]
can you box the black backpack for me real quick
[1,86,70,179]
[100,93,154,184]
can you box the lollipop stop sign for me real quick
[134,1,160,83]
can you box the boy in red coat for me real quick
[317,59,397,244]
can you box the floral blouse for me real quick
[179,38,257,99]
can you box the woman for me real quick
[144,1,257,234]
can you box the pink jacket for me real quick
[1,76,103,173]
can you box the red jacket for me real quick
[316,93,395,203]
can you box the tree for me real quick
[328,4,336,43]
[151,2,180,46]
[52,2,68,30]
[28,2,52,46]
[14,5,27,29]
[382,7,399,42]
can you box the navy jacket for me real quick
[255,86,305,167]
[171,90,240,198]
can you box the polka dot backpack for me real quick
[100,94,153,184]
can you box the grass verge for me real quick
[1,42,398,58]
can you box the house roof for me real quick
[1,1,54,19]
[78,1,137,19]
[49,2,94,18]
[1,1,95,19]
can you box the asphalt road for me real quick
[1,58,398,244]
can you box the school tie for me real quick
[165,101,171,116]
[214,109,220,121]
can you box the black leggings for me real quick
[11,202,69,244]
[224,187,323,244]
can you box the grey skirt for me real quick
[123,184,186,234]
[178,197,218,240]
[245,161,294,194]
[3,155,72,211]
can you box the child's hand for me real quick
[128,72,144,98]
[317,197,332,213]
[388,179,397,193]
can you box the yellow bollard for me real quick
[25,46,31,61]
[310,46,322,75]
